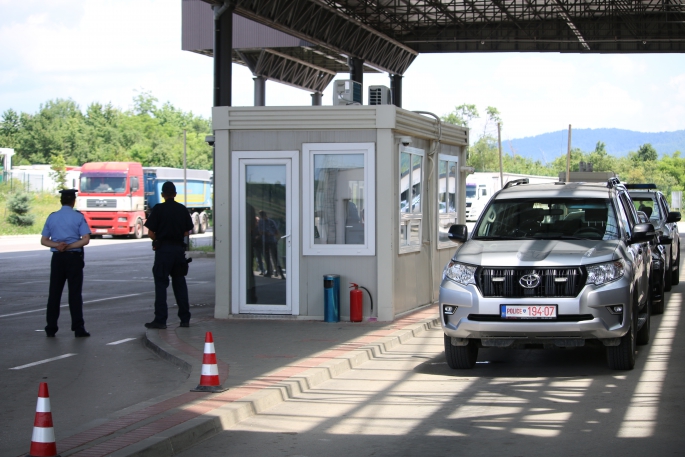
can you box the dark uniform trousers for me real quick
[152,244,191,324]
[46,251,85,333]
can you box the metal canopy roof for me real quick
[183,1,381,93]
[203,0,685,75]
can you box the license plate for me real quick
[501,305,557,319]
[96,229,108,233]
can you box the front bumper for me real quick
[85,212,134,236]
[439,275,632,343]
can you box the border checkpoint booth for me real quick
[212,105,469,322]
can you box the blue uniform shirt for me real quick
[41,206,91,252]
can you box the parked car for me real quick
[626,184,681,292]
[440,178,654,370]
[637,210,667,314]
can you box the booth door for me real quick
[235,154,299,314]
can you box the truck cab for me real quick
[76,162,147,238]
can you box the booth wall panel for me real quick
[303,257,377,319]
[393,137,434,315]
[230,129,377,317]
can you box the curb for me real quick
[143,333,193,375]
[123,314,441,457]
[186,251,215,259]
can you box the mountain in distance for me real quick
[506,128,685,164]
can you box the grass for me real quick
[0,182,61,236]
[189,238,214,253]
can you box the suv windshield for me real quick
[474,198,620,240]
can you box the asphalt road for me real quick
[0,233,215,457]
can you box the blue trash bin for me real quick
[323,274,340,322]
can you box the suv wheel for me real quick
[444,335,478,369]
[606,310,636,370]
[664,258,673,292]
[652,273,665,315]
[636,304,650,346]
[672,246,680,286]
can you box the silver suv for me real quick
[440,179,654,370]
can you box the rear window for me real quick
[629,194,660,222]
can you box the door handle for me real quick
[280,233,291,239]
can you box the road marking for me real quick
[0,292,150,318]
[107,338,136,346]
[0,254,40,259]
[84,293,148,304]
[9,353,77,370]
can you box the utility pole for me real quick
[183,129,187,208]
[566,124,572,182]
[497,123,503,188]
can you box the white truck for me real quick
[465,172,558,221]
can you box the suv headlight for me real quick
[586,260,625,286]
[443,261,477,286]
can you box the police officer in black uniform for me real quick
[144,181,194,329]
[40,189,91,337]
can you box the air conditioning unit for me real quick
[333,80,362,105]
[368,85,391,105]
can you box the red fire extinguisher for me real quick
[350,283,363,322]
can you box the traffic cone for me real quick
[27,382,60,457]
[191,332,228,392]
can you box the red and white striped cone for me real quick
[191,332,228,392]
[27,382,60,457]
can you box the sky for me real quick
[3,0,685,144]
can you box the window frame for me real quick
[302,142,375,256]
[437,154,459,249]
[399,145,425,254]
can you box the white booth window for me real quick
[438,154,458,248]
[303,143,375,256]
[399,145,424,254]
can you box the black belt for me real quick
[54,250,82,254]
[158,240,184,246]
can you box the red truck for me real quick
[76,162,147,238]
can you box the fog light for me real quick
[608,305,623,315]
[118,217,127,222]
[443,305,457,315]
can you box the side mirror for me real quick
[448,224,468,243]
[667,211,681,223]
[630,223,655,244]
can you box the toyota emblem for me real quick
[519,274,541,289]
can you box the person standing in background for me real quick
[40,189,91,337]
[144,181,194,329]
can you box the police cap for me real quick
[161,181,176,194]
[59,189,78,197]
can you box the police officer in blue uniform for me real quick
[144,181,193,329]
[40,189,91,337]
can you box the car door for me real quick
[619,192,650,305]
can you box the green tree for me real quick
[0,109,21,149]
[49,154,68,190]
[441,104,479,128]
[6,192,35,226]
[15,99,89,165]
[635,143,658,162]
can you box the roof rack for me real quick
[607,177,622,188]
[625,183,657,190]
[503,178,529,189]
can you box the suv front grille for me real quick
[478,267,585,298]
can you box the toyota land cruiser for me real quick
[440,178,654,370]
